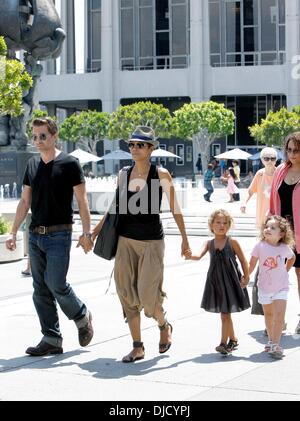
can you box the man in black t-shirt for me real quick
[6,117,94,356]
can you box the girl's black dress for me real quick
[201,238,250,313]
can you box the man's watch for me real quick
[82,232,92,239]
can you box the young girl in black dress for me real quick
[186,209,250,354]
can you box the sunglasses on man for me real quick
[128,142,149,149]
[32,133,50,142]
[263,157,276,162]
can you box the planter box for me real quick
[0,232,24,263]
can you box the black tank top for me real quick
[118,164,164,240]
[278,180,296,228]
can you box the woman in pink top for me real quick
[269,132,300,334]
[241,147,277,228]
[249,216,295,359]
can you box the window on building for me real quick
[209,0,285,67]
[120,0,190,70]
[87,0,102,72]
[211,95,286,146]
[176,144,184,165]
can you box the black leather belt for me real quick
[31,224,73,235]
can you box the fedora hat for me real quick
[126,126,159,147]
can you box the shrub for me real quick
[0,217,11,235]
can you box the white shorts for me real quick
[258,290,288,305]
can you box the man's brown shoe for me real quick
[78,311,94,347]
[25,340,63,356]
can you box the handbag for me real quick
[232,192,240,201]
[93,210,119,260]
[251,269,264,315]
[93,166,131,260]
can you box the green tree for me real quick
[60,110,110,154]
[249,107,300,147]
[108,101,173,140]
[0,36,32,117]
[26,108,50,138]
[173,101,235,172]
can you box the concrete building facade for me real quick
[36,0,300,176]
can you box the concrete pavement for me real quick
[0,189,300,401]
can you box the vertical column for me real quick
[189,0,204,103]
[101,0,115,173]
[189,0,209,174]
[286,0,300,109]
[60,0,75,74]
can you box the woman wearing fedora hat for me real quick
[92,126,191,362]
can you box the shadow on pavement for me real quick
[0,349,87,373]
[248,329,300,350]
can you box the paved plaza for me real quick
[0,187,300,401]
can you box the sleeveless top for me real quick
[278,180,297,228]
[118,164,164,240]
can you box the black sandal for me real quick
[226,339,238,352]
[122,341,145,363]
[158,321,173,354]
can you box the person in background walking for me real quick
[232,160,241,187]
[249,216,295,359]
[222,167,239,202]
[185,209,250,355]
[196,154,202,174]
[6,117,94,356]
[269,132,300,334]
[203,164,214,202]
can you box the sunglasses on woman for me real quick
[128,142,148,149]
[263,157,276,162]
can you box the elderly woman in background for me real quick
[241,147,279,325]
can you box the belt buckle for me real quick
[38,226,47,235]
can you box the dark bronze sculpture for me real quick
[0,0,65,149]
[0,0,65,60]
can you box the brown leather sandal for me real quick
[122,341,145,363]
[158,321,173,354]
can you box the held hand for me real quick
[240,205,246,213]
[184,251,192,260]
[240,275,249,288]
[181,239,191,257]
[77,234,94,254]
[5,234,17,251]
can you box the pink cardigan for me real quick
[269,163,300,253]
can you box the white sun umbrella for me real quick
[151,148,181,159]
[69,149,102,164]
[98,149,132,160]
[214,148,252,160]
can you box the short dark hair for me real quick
[32,117,58,135]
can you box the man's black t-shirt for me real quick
[23,152,85,228]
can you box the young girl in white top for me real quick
[249,216,295,359]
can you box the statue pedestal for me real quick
[0,149,38,197]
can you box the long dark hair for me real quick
[228,167,236,179]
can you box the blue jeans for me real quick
[204,181,214,200]
[29,231,86,343]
